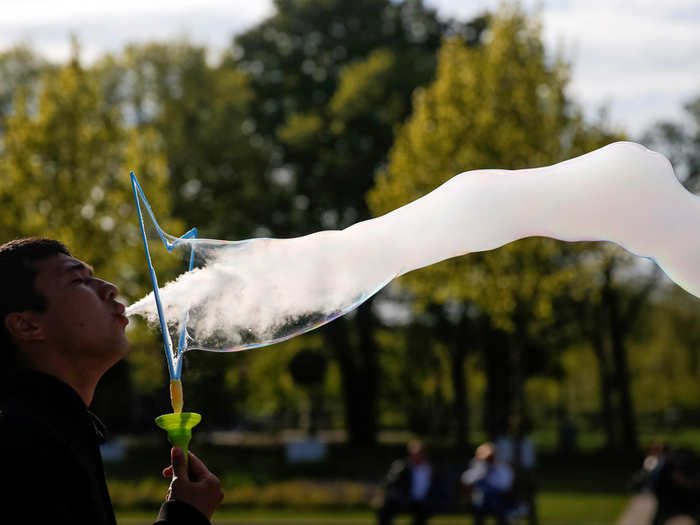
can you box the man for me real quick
[647,446,700,525]
[0,238,223,524]
[377,440,437,525]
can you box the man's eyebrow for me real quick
[64,262,95,277]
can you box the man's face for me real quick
[32,253,130,365]
[409,448,426,465]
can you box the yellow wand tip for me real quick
[170,379,184,414]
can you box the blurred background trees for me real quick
[229,0,479,445]
[368,5,626,450]
[1,0,699,456]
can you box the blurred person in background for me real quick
[0,238,223,525]
[462,442,514,525]
[377,440,438,525]
[644,445,700,525]
[495,414,536,473]
[495,414,538,524]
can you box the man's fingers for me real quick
[186,450,211,480]
[162,465,173,478]
[171,447,188,480]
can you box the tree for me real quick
[93,41,273,239]
[565,249,660,451]
[566,89,700,450]
[0,45,47,132]
[368,4,619,442]
[578,91,700,450]
[230,0,473,444]
[88,42,281,425]
[642,95,700,190]
[0,51,179,430]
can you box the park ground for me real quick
[104,426,700,525]
[116,492,629,524]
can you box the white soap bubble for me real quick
[126,142,699,362]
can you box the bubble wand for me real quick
[131,172,201,460]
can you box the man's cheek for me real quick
[69,314,88,330]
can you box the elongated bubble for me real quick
[126,142,700,357]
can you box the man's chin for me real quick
[107,337,131,363]
[118,337,132,357]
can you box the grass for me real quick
[537,492,629,524]
[109,456,633,525]
[107,428,684,525]
[116,491,630,524]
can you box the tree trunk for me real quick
[451,337,469,455]
[510,342,524,427]
[590,318,619,450]
[323,301,379,445]
[510,316,528,436]
[355,299,379,444]
[482,324,511,439]
[602,261,639,452]
[605,286,639,452]
[573,291,618,450]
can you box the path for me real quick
[617,493,656,525]
[616,493,696,525]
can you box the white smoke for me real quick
[127,142,700,352]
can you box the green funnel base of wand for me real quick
[155,412,202,461]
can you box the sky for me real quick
[1,0,699,137]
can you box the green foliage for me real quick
[0,53,181,408]
[234,0,450,233]
[1,1,698,446]
[235,335,343,428]
[277,112,323,147]
[376,323,456,434]
[367,4,626,435]
[94,41,272,239]
[328,49,397,123]
[221,480,368,510]
[232,341,306,421]
[232,0,454,444]
[108,446,632,522]
[368,5,618,330]
[0,55,173,291]
[0,45,47,129]
[85,41,278,415]
[558,344,601,415]
[629,287,700,412]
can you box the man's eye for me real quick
[72,278,87,284]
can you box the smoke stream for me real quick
[126,142,699,355]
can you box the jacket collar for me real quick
[2,368,107,445]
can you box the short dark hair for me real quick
[0,238,71,369]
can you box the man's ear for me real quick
[4,312,46,343]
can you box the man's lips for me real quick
[111,301,129,328]
[114,313,129,328]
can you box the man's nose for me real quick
[98,279,119,300]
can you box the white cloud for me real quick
[424,0,700,135]
[0,0,274,62]
[0,0,272,25]
[540,2,700,134]
[0,0,698,136]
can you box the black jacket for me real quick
[0,369,208,525]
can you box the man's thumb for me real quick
[171,447,188,479]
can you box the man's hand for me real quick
[162,447,223,520]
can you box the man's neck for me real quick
[25,360,101,406]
